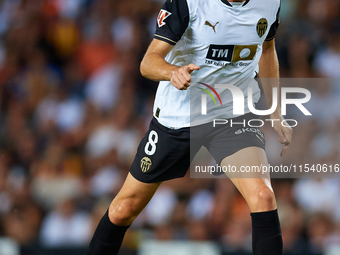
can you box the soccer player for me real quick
[87,0,292,254]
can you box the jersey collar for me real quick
[220,0,250,7]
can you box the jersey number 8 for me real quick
[144,130,158,156]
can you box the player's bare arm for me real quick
[140,39,200,90]
[259,39,293,157]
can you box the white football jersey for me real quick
[153,0,280,128]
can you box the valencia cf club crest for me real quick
[157,9,171,27]
[256,18,268,38]
[140,157,152,172]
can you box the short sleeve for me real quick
[265,6,280,41]
[154,0,190,45]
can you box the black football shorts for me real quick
[130,114,265,183]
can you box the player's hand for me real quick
[170,64,200,90]
[271,115,293,157]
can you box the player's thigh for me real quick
[221,147,276,212]
[109,172,161,224]
[130,117,191,183]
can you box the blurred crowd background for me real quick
[0,0,340,254]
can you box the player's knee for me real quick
[256,187,276,210]
[109,199,140,226]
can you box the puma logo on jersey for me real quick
[157,10,171,27]
[205,21,219,33]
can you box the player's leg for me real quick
[87,117,192,255]
[87,173,161,255]
[108,173,161,226]
[221,147,282,255]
